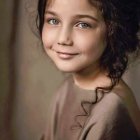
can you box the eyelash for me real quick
[46,18,60,25]
[76,22,92,28]
[45,18,92,29]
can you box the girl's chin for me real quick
[57,68,77,73]
[55,65,81,73]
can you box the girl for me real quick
[36,0,140,139]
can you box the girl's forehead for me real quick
[45,0,56,8]
[45,0,103,20]
[46,0,100,9]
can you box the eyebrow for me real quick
[45,10,98,22]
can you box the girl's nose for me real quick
[57,27,73,46]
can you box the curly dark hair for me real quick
[36,0,140,130]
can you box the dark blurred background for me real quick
[0,1,140,140]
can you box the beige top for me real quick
[41,77,139,140]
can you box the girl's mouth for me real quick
[56,51,79,59]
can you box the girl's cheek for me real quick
[42,27,56,49]
[74,32,95,50]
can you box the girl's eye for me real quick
[47,18,59,25]
[76,22,91,29]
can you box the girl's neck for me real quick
[72,68,110,90]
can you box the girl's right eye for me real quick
[46,18,59,25]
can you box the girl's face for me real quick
[42,0,107,74]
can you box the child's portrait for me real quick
[38,0,140,139]
[0,0,140,139]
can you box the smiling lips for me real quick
[56,51,79,59]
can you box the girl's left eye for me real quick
[76,22,91,29]
[47,18,59,25]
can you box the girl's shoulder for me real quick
[112,79,140,119]
[80,90,140,140]
[113,79,137,106]
[112,79,140,134]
